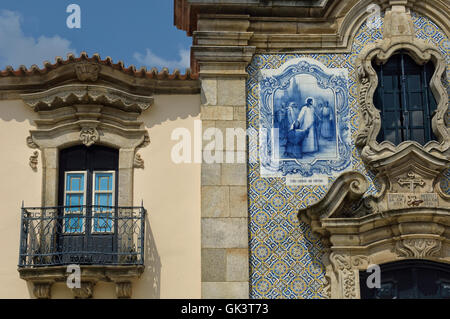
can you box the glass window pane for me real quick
[407,74,421,91]
[93,213,113,232]
[66,173,84,191]
[95,193,112,207]
[385,130,397,144]
[411,129,425,145]
[64,215,84,233]
[383,75,394,91]
[66,194,84,211]
[95,173,113,191]
[384,93,401,110]
[384,111,401,129]
[411,111,424,127]
[408,92,423,110]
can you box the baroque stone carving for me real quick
[75,63,100,82]
[395,238,442,259]
[134,153,145,169]
[79,127,99,147]
[21,84,153,112]
[26,136,39,149]
[355,5,449,169]
[329,254,369,299]
[397,171,425,192]
[29,151,38,171]
[133,133,150,169]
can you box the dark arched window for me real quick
[360,260,450,299]
[373,52,437,145]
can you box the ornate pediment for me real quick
[21,84,153,112]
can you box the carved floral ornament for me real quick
[79,127,100,147]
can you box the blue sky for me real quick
[0,1,192,72]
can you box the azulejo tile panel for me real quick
[247,12,449,299]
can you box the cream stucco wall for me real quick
[133,94,201,299]
[0,99,41,298]
[0,94,201,299]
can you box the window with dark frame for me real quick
[373,51,438,145]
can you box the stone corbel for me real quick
[114,281,133,299]
[32,281,54,299]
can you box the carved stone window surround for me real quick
[20,83,152,298]
[299,6,450,292]
[355,5,449,169]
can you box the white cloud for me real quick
[0,10,77,68]
[133,48,190,71]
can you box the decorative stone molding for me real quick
[75,62,100,82]
[299,168,450,298]
[176,0,449,56]
[395,238,443,259]
[71,281,96,299]
[29,151,38,171]
[21,84,153,112]
[20,83,152,208]
[134,153,145,169]
[26,136,39,149]
[79,127,100,147]
[19,266,144,299]
[355,3,449,170]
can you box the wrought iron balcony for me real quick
[18,205,145,268]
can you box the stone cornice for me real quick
[175,0,450,54]
[21,84,153,112]
[0,52,200,99]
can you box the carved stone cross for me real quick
[397,171,425,193]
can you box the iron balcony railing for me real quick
[18,205,146,267]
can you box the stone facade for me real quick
[176,0,449,299]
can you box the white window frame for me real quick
[63,171,87,234]
[91,171,116,234]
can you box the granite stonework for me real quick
[247,12,449,299]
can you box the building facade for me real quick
[0,0,448,299]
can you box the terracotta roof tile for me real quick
[0,51,198,80]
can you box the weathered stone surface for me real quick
[202,249,227,282]
[202,186,230,217]
[202,163,221,185]
[221,163,247,186]
[234,106,246,120]
[230,186,247,217]
[201,218,248,248]
[226,248,249,282]
[217,79,246,106]
[224,151,246,164]
[201,282,249,299]
[201,106,234,120]
[201,78,217,106]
